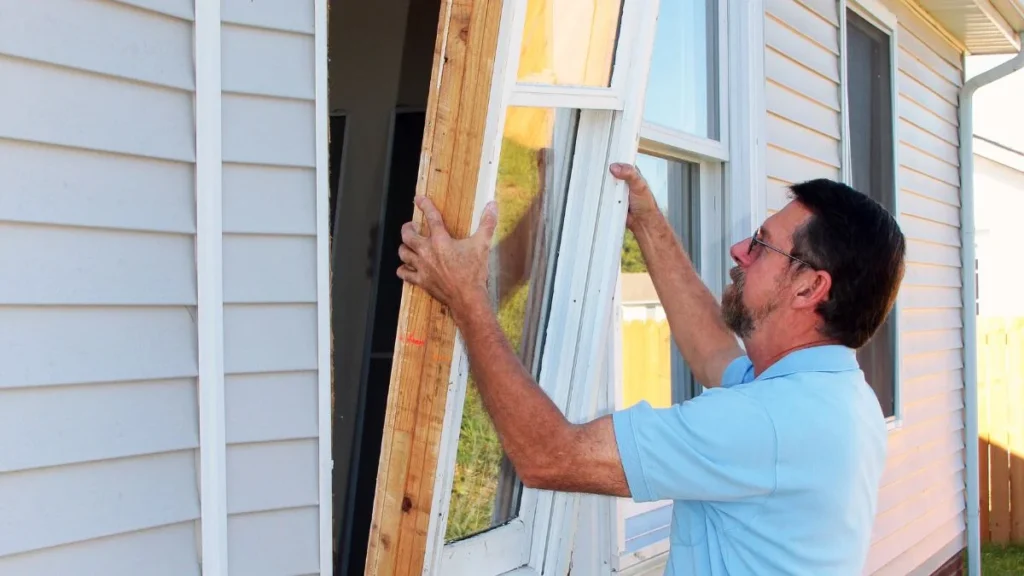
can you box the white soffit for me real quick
[914,0,1023,53]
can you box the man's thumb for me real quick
[476,201,499,242]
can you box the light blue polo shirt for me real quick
[612,345,887,575]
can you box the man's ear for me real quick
[792,269,831,310]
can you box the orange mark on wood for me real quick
[400,334,426,346]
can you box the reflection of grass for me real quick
[445,136,537,542]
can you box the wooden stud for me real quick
[363,0,505,574]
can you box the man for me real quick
[396,163,905,575]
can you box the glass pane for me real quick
[619,154,700,411]
[516,0,624,87]
[643,0,719,139]
[846,9,896,418]
[445,106,579,542]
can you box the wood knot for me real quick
[381,534,391,549]
[402,496,413,513]
[458,27,470,42]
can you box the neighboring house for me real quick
[0,1,1021,576]
[974,135,1024,318]
[967,54,1024,318]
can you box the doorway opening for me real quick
[326,0,441,574]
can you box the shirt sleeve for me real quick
[612,388,777,503]
[720,354,755,388]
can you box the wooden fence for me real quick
[978,316,1024,543]
[620,318,672,410]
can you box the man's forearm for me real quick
[631,213,741,387]
[449,288,575,487]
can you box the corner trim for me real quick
[313,0,333,572]
[194,0,228,574]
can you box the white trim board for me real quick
[194,0,228,574]
[314,0,333,572]
[975,135,1024,172]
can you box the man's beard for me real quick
[722,266,779,339]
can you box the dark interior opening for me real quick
[327,1,441,573]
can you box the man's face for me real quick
[722,202,814,339]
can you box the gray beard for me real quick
[721,266,779,339]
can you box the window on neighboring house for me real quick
[843,4,899,420]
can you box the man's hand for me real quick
[610,162,661,231]
[397,196,498,313]
[608,161,743,388]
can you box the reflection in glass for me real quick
[517,0,624,87]
[619,154,700,411]
[642,0,719,138]
[445,107,579,542]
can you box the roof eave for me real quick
[913,0,1022,54]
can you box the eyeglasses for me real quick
[748,226,818,269]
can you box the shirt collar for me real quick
[755,344,860,381]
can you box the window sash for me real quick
[424,0,663,572]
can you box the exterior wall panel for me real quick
[0,1,201,570]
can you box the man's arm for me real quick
[452,286,630,497]
[396,196,630,497]
[612,164,742,388]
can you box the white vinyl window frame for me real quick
[839,0,905,430]
[609,155,723,573]
[420,1,663,574]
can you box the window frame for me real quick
[421,1,663,574]
[839,0,905,429]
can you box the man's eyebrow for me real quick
[760,225,774,242]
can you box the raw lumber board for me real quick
[363,0,505,574]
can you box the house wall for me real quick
[0,0,201,573]
[762,0,968,573]
[219,1,324,574]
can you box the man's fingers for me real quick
[401,221,426,249]
[397,264,420,284]
[398,244,419,267]
[609,162,647,192]
[474,201,499,245]
[415,196,451,240]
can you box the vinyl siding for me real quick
[0,0,201,572]
[764,0,843,214]
[764,0,968,572]
[220,1,323,574]
[866,4,966,573]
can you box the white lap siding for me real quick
[763,0,967,572]
[220,1,324,575]
[0,0,201,573]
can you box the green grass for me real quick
[976,543,1024,575]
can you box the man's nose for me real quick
[730,238,754,267]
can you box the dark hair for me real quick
[787,178,906,349]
